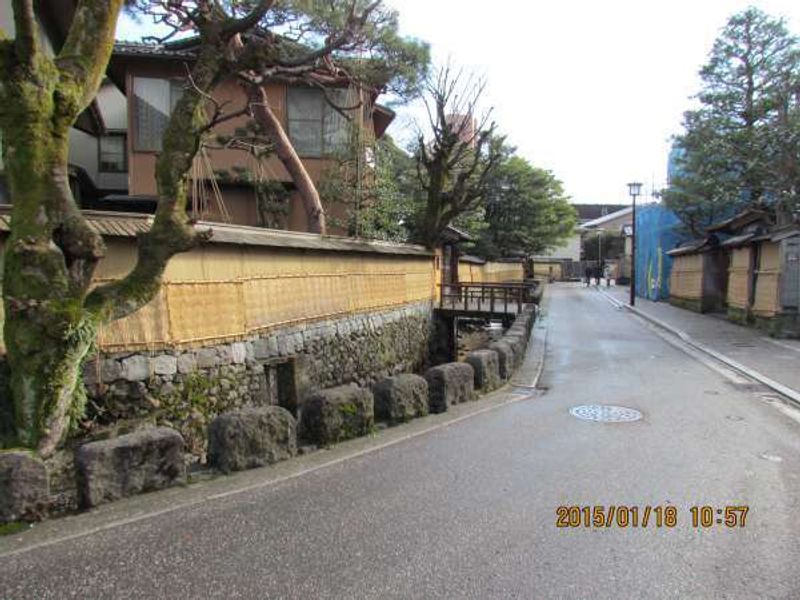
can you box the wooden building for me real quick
[101,41,395,234]
[724,225,800,336]
[668,207,800,337]
[667,236,728,313]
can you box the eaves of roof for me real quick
[0,206,432,257]
[706,208,770,234]
[113,41,198,60]
[666,237,716,257]
[459,255,486,264]
[579,206,633,229]
[720,233,755,248]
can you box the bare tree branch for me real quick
[413,64,503,247]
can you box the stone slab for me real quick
[300,384,374,446]
[466,349,501,391]
[75,427,186,508]
[489,341,515,378]
[373,374,429,425]
[0,450,48,523]
[424,362,474,413]
[208,406,297,473]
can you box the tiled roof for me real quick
[459,254,486,264]
[706,208,770,234]
[0,206,432,257]
[0,208,152,238]
[666,237,716,257]
[579,206,632,229]
[113,41,197,60]
[720,233,755,248]
[575,204,628,221]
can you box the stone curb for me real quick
[597,288,800,407]
[0,377,546,559]
[509,286,549,389]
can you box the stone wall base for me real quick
[669,296,704,314]
[78,301,433,464]
[728,306,800,338]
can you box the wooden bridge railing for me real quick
[437,281,537,315]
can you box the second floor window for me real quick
[287,87,351,158]
[99,133,127,173]
[133,77,184,152]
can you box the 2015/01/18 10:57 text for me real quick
[555,505,749,528]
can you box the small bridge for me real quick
[431,280,540,363]
[436,282,539,319]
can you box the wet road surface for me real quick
[2,283,800,599]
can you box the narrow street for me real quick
[3,284,800,599]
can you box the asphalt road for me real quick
[3,283,800,599]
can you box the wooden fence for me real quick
[458,260,524,284]
[668,253,704,300]
[727,247,751,310]
[94,245,436,351]
[0,211,530,353]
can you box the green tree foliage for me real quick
[581,230,624,263]
[318,131,420,240]
[472,154,577,259]
[357,135,422,240]
[664,7,800,235]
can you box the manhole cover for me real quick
[569,405,642,422]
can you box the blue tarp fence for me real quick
[635,204,683,301]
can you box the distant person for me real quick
[593,266,601,287]
[603,264,612,287]
[584,266,592,287]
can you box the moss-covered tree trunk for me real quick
[0,1,263,457]
[2,128,102,454]
[0,0,123,456]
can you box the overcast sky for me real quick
[117,1,800,206]
[384,0,800,205]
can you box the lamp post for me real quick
[627,181,642,306]
[597,229,603,268]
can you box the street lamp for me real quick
[627,181,642,306]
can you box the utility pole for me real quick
[627,182,642,306]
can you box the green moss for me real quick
[339,402,358,416]
[154,371,240,458]
[727,306,751,325]
[753,314,800,338]
[668,296,704,313]
[0,521,31,536]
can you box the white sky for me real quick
[385,0,800,205]
[117,1,800,206]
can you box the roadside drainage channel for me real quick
[509,295,550,390]
[597,288,800,409]
[0,295,553,557]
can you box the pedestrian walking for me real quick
[603,263,612,287]
[584,266,592,287]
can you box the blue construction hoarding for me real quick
[634,204,683,301]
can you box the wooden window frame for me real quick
[286,86,352,159]
[98,131,128,173]
[132,77,185,153]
